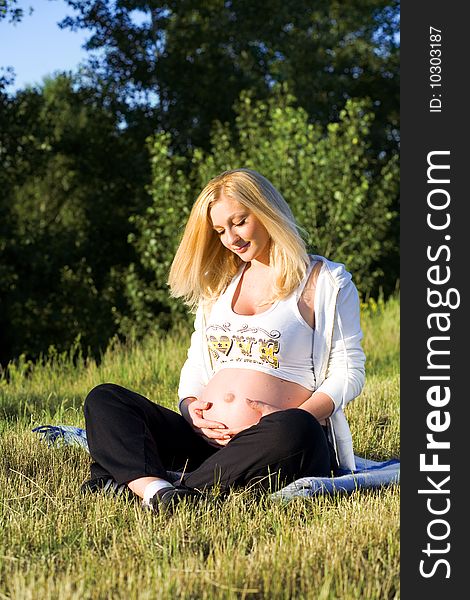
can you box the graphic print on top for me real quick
[206,322,281,368]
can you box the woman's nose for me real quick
[225,228,240,244]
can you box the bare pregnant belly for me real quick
[201,369,313,430]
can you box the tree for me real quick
[0,0,29,23]
[0,75,150,364]
[61,0,399,157]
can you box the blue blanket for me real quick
[32,425,400,502]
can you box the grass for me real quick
[0,296,400,599]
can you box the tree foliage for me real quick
[61,0,399,156]
[0,0,28,24]
[123,87,398,336]
[117,132,194,337]
[0,75,150,364]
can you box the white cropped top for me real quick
[205,261,316,391]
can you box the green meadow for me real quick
[0,297,399,599]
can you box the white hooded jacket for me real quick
[178,255,366,471]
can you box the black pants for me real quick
[84,383,336,493]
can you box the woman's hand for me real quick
[209,398,283,446]
[181,398,232,447]
[244,397,282,418]
[210,423,252,446]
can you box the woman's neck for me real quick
[244,259,272,275]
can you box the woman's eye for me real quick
[235,219,246,227]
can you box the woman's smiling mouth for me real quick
[233,242,250,253]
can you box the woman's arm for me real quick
[177,305,207,411]
[297,391,334,422]
[296,264,364,421]
[178,309,231,444]
[241,393,334,425]
[313,280,366,413]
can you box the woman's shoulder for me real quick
[307,254,353,290]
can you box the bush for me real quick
[117,132,194,338]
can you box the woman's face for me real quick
[209,194,271,264]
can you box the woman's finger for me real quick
[190,409,227,430]
[223,424,254,436]
[244,397,268,413]
[199,418,228,429]
[192,416,227,430]
[199,427,232,440]
[188,405,227,430]
[245,398,280,416]
[191,399,212,410]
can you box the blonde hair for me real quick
[168,168,309,311]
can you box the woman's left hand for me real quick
[244,397,281,417]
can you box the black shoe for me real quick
[81,477,135,499]
[149,485,202,513]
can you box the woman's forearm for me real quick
[297,391,335,422]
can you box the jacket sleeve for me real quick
[177,304,209,411]
[314,280,366,412]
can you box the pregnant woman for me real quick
[83,168,366,511]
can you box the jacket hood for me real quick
[312,255,352,290]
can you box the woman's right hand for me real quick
[181,397,231,446]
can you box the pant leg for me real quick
[84,383,217,485]
[182,408,332,493]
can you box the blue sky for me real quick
[0,0,90,91]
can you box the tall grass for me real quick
[0,297,399,599]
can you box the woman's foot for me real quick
[149,485,202,513]
[80,477,135,499]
